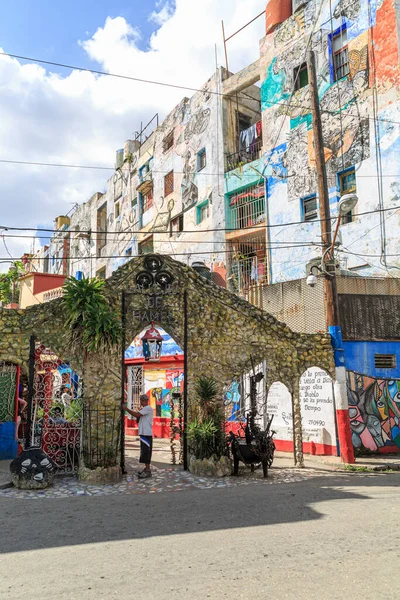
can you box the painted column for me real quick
[329,326,355,464]
[292,378,304,467]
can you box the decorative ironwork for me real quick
[134,254,176,295]
[29,341,83,474]
[0,362,17,422]
[127,365,144,411]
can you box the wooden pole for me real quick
[307,49,338,327]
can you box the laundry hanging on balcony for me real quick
[240,124,257,149]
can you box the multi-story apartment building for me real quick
[60,71,259,284]
[224,0,400,301]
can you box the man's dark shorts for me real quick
[139,436,153,464]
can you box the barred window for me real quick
[333,29,349,81]
[164,170,174,196]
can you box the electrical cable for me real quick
[1,203,399,236]
[1,157,400,180]
[1,50,400,126]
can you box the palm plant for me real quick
[61,276,121,360]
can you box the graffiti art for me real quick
[347,372,400,453]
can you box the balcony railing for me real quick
[227,183,266,230]
[226,139,263,172]
[228,256,268,301]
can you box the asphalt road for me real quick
[0,472,399,599]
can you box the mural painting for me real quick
[347,372,400,453]
[265,369,337,455]
[145,369,184,418]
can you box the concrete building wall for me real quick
[66,70,231,281]
[258,0,400,283]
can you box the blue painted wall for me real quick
[0,422,18,460]
[344,341,400,378]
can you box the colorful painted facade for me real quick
[224,0,400,295]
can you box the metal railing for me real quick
[228,256,268,301]
[227,183,266,230]
[82,406,120,470]
[225,138,263,172]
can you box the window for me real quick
[197,148,206,171]
[114,197,121,219]
[142,189,153,212]
[96,203,107,256]
[333,29,349,81]
[338,168,356,224]
[294,62,309,90]
[138,237,154,255]
[197,201,209,224]
[374,354,397,369]
[170,214,184,235]
[164,170,174,196]
[238,112,251,133]
[131,197,137,209]
[96,267,106,280]
[163,131,174,152]
[301,195,318,221]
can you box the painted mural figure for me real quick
[347,372,400,452]
[224,380,243,422]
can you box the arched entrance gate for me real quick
[0,254,339,471]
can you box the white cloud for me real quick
[0,0,266,270]
[149,1,175,26]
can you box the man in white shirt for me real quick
[122,394,153,479]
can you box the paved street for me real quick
[0,451,399,599]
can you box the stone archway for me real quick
[0,254,335,468]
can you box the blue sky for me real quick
[0,0,265,267]
[0,0,169,71]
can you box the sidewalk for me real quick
[273,451,400,472]
[0,460,12,489]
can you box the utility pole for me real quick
[307,49,339,327]
[307,49,355,464]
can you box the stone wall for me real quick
[0,255,335,467]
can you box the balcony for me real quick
[225,121,262,172]
[228,255,268,303]
[137,170,153,194]
[227,183,266,232]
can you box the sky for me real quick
[0,0,266,270]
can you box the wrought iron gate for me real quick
[127,365,144,411]
[27,337,83,474]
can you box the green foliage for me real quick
[61,276,121,357]
[0,261,24,305]
[65,399,83,422]
[189,376,228,460]
[188,419,224,460]
[194,375,218,420]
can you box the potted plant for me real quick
[188,376,231,477]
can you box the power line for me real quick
[1,50,400,127]
[0,159,113,171]
[2,204,399,236]
[2,157,400,180]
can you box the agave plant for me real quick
[61,276,121,360]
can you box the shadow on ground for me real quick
[2,472,399,554]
